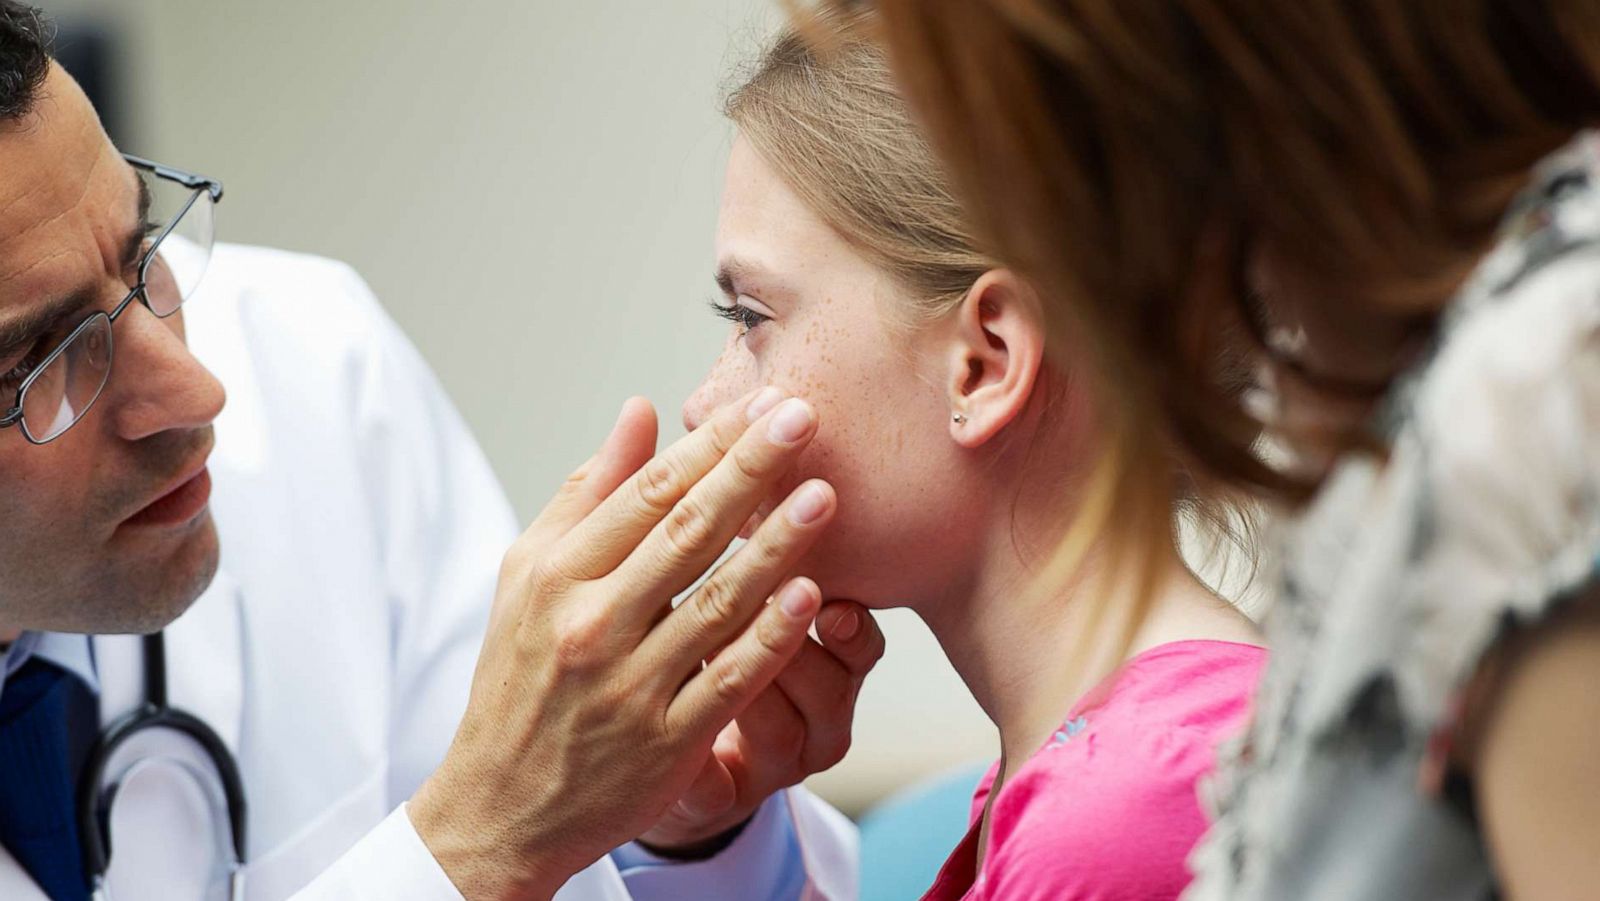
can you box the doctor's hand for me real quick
[637,599,884,856]
[409,389,836,901]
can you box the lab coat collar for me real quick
[92,565,246,756]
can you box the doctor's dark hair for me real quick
[0,0,47,121]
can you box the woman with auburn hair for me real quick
[815,0,1600,898]
[692,17,1266,899]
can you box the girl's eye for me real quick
[709,298,772,335]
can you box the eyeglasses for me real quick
[0,154,224,445]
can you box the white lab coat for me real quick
[0,245,856,901]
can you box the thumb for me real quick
[532,397,658,538]
[674,753,737,821]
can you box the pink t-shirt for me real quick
[921,640,1268,901]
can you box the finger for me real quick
[813,601,885,682]
[667,577,820,740]
[530,397,658,540]
[771,640,859,774]
[672,752,737,821]
[640,479,835,668]
[607,394,817,604]
[731,681,807,764]
[553,386,778,580]
[607,402,823,628]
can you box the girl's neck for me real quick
[920,539,1257,769]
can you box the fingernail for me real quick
[787,482,831,525]
[767,399,814,444]
[746,387,783,422]
[832,609,863,642]
[779,581,819,619]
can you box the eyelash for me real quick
[0,221,160,399]
[0,343,50,395]
[126,221,160,275]
[709,299,771,335]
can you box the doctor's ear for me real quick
[942,269,1045,448]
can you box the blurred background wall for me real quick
[38,0,1001,817]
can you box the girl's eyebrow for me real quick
[713,255,770,297]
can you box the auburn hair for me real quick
[739,10,1271,652]
[783,0,1600,646]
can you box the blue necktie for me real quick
[0,656,99,901]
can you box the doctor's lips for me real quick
[124,453,213,528]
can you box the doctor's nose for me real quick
[106,309,226,442]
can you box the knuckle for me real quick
[745,530,789,569]
[691,575,745,632]
[709,406,751,451]
[500,539,550,587]
[869,631,888,666]
[498,544,530,582]
[816,734,852,770]
[754,608,793,657]
[869,640,887,668]
[728,442,772,485]
[635,457,683,515]
[559,460,593,495]
[662,498,717,558]
[523,558,568,596]
[551,609,611,671]
[711,658,751,707]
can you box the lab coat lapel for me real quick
[0,842,50,901]
[92,567,245,755]
[163,568,245,754]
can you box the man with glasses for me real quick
[0,4,878,900]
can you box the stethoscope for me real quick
[77,632,249,900]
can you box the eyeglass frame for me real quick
[0,153,224,445]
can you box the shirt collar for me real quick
[0,631,100,708]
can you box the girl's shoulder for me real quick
[971,641,1267,899]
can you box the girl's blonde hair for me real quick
[780,0,1600,652]
[726,20,991,325]
[728,13,1256,646]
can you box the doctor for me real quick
[0,5,882,901]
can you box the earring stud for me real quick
[952,412,968,424]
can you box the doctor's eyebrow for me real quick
[0,291,95,362]
[120,173,155,272]
[0,174,154,362]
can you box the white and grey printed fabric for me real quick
[1185,131,1600,901]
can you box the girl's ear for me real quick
[941,269,1045,447]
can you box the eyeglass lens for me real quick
[18,181,216,443]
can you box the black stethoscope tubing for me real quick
[75,631,249,883]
